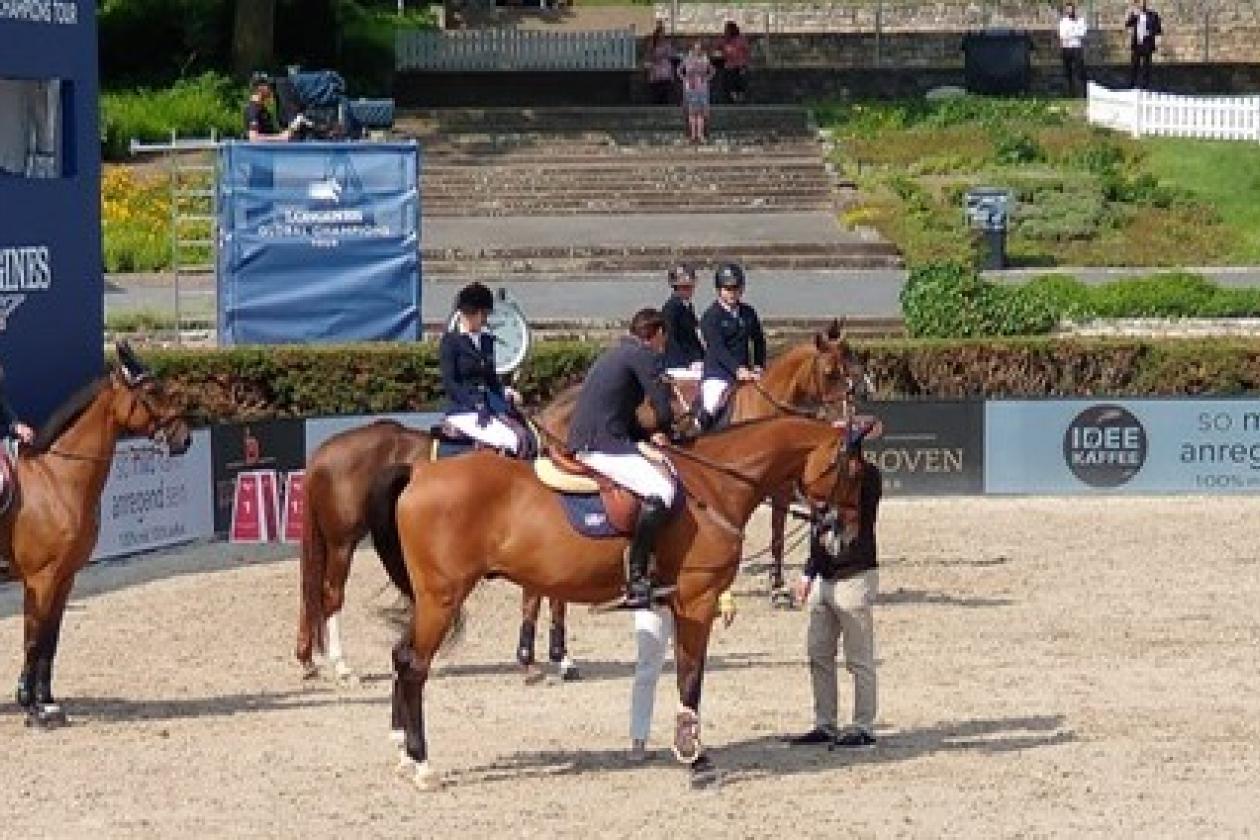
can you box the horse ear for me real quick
[826,318,844,341]
[814,332,828,351]
[114,339,150,383]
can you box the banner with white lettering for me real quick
[985,399,1260,494]
[862,400,984,495]
[92,430,214,561]
[216,141,420,345]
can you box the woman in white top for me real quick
[1058,4,1089,97]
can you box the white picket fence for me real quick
[1087,82,1260,141]
[396,29,637,72]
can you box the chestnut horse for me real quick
[295,387,584,684]
[0,344,192,727]
[368,414,870,790]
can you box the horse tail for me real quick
[367,464,414,600]
[297,467,330,664]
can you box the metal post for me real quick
[168,129,181,347]
[875,0,883,68]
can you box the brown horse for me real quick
[295,386,589,683]
[0,343,191,727]
[368,414,870,790]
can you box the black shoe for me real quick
[829,729,876,750]
[785,727,834,746]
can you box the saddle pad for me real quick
[534,457,601,494]
[433,438,477,461]
[558,492,624,539]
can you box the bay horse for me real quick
[296,383,600,684]
[368,413,871,790]
[0,343,192,727]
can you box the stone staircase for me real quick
[398,105,902,278]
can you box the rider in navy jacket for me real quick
[439,283,520,452]
[0,363,34,444]
[697,262,766,428]
[567,309,676,609]
[660,264,705,371]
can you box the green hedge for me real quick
[138,337,1260,424]
[901,263,1260,338]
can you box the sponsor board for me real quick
[862,400,984,495]
[92,430,213,561]
[210,420,307,534]
[986,398,1260,493]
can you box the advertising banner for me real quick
[216,141,421,345]
[92,430,213,561]
[985,398,1260,494]
[0,0,103,424]
[862,400,985,495]
[210,420,307,534]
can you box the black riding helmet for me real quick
[714,261,746,290]
[455,282,495,315]
[667,263,697,287]
[249,70,272,90]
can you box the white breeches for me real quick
[700,378,731,414]
[576,451,676,506]
[631,606,675,742]
[444,412,519,453]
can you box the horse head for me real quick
[796,414,882,546]
[109,341,192,456]
[794,319,867,417]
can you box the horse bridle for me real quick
[45,373,182,462]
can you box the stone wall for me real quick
[654,1,1260,64]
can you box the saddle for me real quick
[534,449,639,536]
[428,417,540,462]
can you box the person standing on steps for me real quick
[1058,3,1089,98]
[1126,0,1162,90]
[678,41,715,144]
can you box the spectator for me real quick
[677,41,715,144]
[718,21,751,104]
[1058,4,1088,97]
[1125,0,1162,90]
[243,71,307,142]
[645,20,678,106]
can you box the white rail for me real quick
[396,28,637,72]
[1087,81,1260,141]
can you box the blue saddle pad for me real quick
[435,438,477,460]
[559,492,623,539]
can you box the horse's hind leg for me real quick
[322,539,360,687]
[517,591,541,682]
[547,598,580,682]
[768,489,794,610]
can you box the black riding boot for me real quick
[694,407,716,433]
[622,496,669,609]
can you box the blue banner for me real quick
[217,141,421,345]
[0,0,104,424]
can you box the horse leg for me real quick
[768,488,794,610]
[547,598,580,682]
[25,574,73,728]
[517,590,541,683]
[16,582,39,709]
[322,539,360,687]
[393,588,467,792]
[673,601,721,788]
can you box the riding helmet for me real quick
[714,262,746,290]
[667,263,697,287]
[249,70,272,89]
[455,282,495,314]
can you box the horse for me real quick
[683,319,862,606]
[366,413,873,790]
[0,343,192,727]
[295,386,586,685]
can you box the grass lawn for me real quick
[820,97,1256,269]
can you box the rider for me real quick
[696,261,766,430]
[440,282,522,454]
[660,263,705,378]
[0,363,36,449]
[567,308,676,610]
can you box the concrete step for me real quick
[397,106,815,136]
[425,163,832,181]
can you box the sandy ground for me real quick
[2,497,1258,839]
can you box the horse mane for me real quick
[29,377,110,454]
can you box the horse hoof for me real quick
[522,665,545,686]
[389,729,405,745]
[672,709,703,765]
[15,684,33,710]
[412,763,444,792]
[300,662,321,682]
[25,703,68,729]
[689,755,722,791]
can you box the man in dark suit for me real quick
[660,263,705,375]
[1126,1,1162,90]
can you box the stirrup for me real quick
[590,583,676,614]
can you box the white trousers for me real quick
[700,378,731,414]
[444,412,519,453]
[576,451,676,506]
[631,607,674,742]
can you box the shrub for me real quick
[1021,274,1093,320]
[101,72,241,161]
